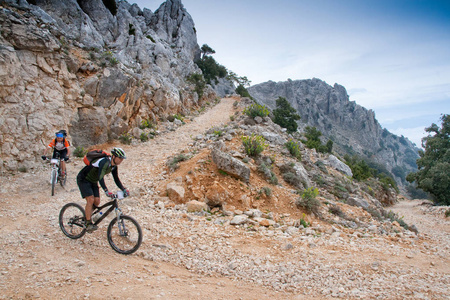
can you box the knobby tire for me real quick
[51,169,57,196]
[107,215,142,255]
[60,170,67,187]
[59,202,86,239]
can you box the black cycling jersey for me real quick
[77,157,125,192]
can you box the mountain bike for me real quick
[58,192,142,255]
[44,152,67,196]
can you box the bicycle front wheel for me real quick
[51,169,57,196]
[107,215,142,255]
[59,203,86,239]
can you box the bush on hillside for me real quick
[235,84,252,98]
[187,73,206,99]
[195,56,227,84]
[243,103,269,118]
[296,187,320,216]
[241,134,268,156]
[303,126,333,153]
[285,139,302,160]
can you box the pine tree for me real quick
[272,97,300,133]
[406,114,450,204]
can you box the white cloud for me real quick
[389,126,428,148]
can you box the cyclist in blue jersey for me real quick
[76,147,129,232]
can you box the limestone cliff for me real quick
[0,0,218,171]
[247,79,419,187]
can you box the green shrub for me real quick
[296,187,320,215]
[329,205,346,218]
[313,174,327,187]
[128,23,135,35]
[73,146,87,158]
[119,133,132,145]
[218,169,228,176]
[140,132,149,142]
[213,130,223,137]
[174,114,185,122]
[269,172,279,185]
[282,172,300,187]
[445,209,450,218]
[299,214,310,228]
[167,153,190,171]
[382,210,410,230]
[241,134,268,156]
[195,55,227,84]
[109,57,119,66]
[140,119,155,129]
[18,166,27,173]
[303,126,332,153]
[260,187,272,197]
[285,139,302,160]
[243,103,269,118]
[187,73,206,99]
[100,50,119,67]
[235,84,252,98]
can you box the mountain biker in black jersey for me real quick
[76,147,129,232]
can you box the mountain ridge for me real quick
[248,78,419,189]
[0,0,418,195]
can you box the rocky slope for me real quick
[0,0,222,172]
[247,79,420,189]
[0,97,448,299]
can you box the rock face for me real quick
[0,0,225,171]
[248,79,419,187]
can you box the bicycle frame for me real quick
[49,153,63,177]
[91,198,123,228]
[59,195,142,254]
[50,159,60,172]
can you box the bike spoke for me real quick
[59,203,86,239]
[107,215,142,254]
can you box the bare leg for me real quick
[85,196,101,221]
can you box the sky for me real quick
[130,0,450,148]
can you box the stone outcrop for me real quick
[248,79,419,188]
[0,0,227,171]
[324,155,353,177]
[211,148,250,183]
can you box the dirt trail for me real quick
[390,199,450,248]
[0,97,449,299]
[0,97,286,300]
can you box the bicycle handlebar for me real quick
[107,191,129,200]
[42,156,69,161]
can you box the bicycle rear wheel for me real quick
[107,215,142,255]
[51,169,57,196]
[59,203,86,239]
[59,170,67,187]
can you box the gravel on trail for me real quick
[0,98,449,300]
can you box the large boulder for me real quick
[204,181,229,208]
[211,148,250,183]
[324,155,353,177]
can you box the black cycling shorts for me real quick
[77,175,100,199]
[53,149,68,160]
